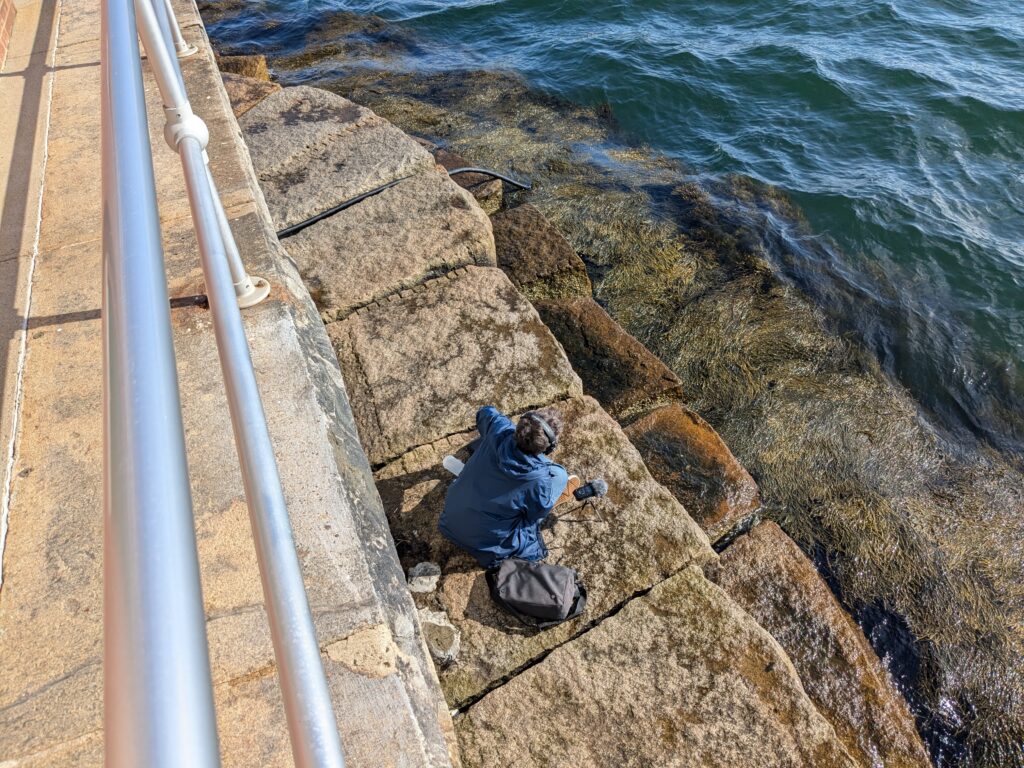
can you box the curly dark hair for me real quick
[515,407,564,455]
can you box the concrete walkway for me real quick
[0,1,454,765]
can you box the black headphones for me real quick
[528,412,558,455]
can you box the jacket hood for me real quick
[493,430,556,479]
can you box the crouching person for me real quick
[439,405,580,569]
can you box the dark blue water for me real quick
[232,0,1024,454]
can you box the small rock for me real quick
[407,561,441,593]
[418,608,460,666]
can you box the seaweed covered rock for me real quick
[709,521,931,768]
[533,297,683,421]
[456,565,857,768]
[491,204,592,300]
[325,267,582,465]
[624,403,760,542]
[216,53,270,81]
[374,396,714,706]
[282,170,496,320]
[239,86,435,230]
[220,73,280,118]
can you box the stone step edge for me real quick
[320,265,476,330]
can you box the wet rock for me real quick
[432,148,504,215]
[240,86,435,230]
[220,73,281,118]
[374,396,714,706]
[533,297,683,421]
[491,204,592,300]
[456,565,857,768]
[624,403,760,542]
[418,609,460,666]
[281,170,496,321]
[708,521,931,768]
[216,53,270,81]
[326,266,582,465]
[408,562,442,594]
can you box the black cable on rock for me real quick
[276,167,533,240]
[445,167,532,190]
[276,177,408,239]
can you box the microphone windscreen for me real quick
[591,477,608,497]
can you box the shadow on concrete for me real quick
[1,1,58,465]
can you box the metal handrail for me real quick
[103,0,346,765]
[101,0,220,765]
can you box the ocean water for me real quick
[219,0,1024,455]
[390,0,1024,456]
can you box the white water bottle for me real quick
[442,455,464,477]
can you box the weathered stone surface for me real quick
[457,565,857,768]
[217,53,270,80]
[240,85,435,229]
[491,203,591,300]
[374,396,714,706]
[282,170,496,320]
[432,147,504,215]
[625,403,761,542]
[221,72,281,118]
[709,522,931,768]
[534,297,684,421]
[327,266,583,465]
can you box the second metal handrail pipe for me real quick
[127,1,347,765]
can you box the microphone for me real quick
[573,477,608,501]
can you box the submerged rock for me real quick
[375,396,714,707]
[490,203,592,301]
[456,565,857,768]
[281,169,496,320]
[325,266,582,465]
[220,73,280,118]
[708,521,931,768]
[533,297,684,422]
[624,403,760,542]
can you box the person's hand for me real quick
[554,475,582,508]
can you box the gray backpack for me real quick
[486,558,587,629]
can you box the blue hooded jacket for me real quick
[439,406,569,568]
